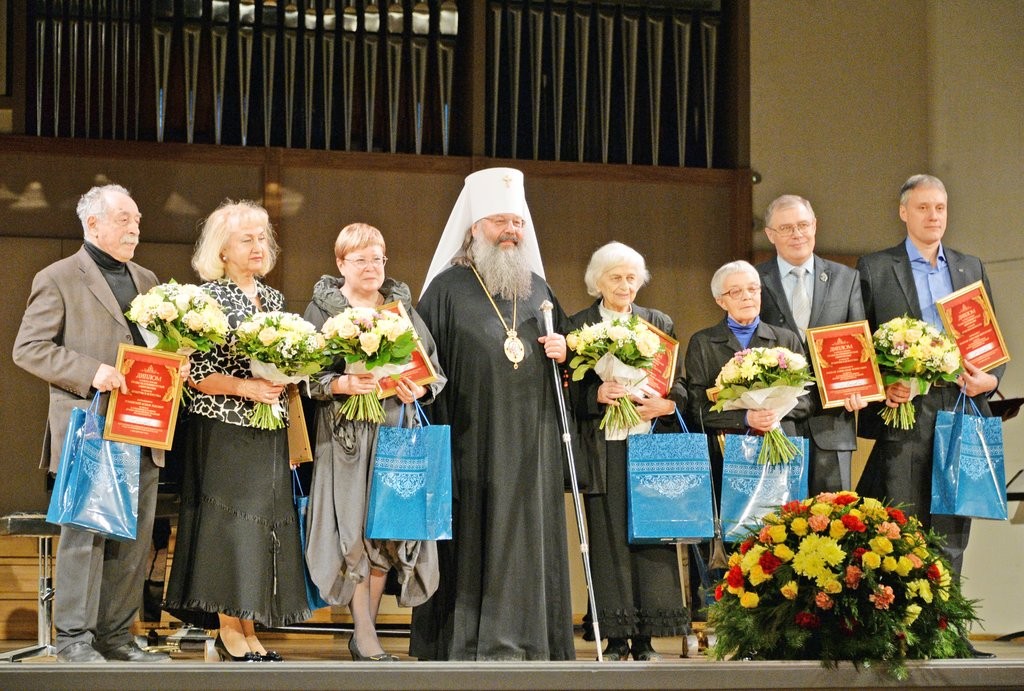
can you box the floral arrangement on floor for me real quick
[126,280,230,354]
[708,491,979,680]
[710,346,814,464]
[233,311,327,429]
[565,315,664,434]
[872,316,962,429]
[320,306,417,423]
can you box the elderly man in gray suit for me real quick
[856,174,1004,574]
[13,184,172,663]
[757,195,867,495]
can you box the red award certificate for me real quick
[637,318,679,399]
[103,344,186,450]
[936,281,1010,372]
[806,321,886,409]
[376,301,439,399]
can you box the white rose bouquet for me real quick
[126,280,230,354]
[566,315,665,435]
[232,311,328,429]
[320,306,417,423]
[711,346,814,465]
[872,316,962,430]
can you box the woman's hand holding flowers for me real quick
[393,377,426,405]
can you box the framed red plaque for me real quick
[936,281,1010,372]
[376,301,439,399]
[637,318,679,399]
[104,344,186,450]
[805,321,886,409]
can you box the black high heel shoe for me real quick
[348,636,397,662]
[259,649,284,662]
[214,636,262,662]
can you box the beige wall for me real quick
[751,0,1024,636]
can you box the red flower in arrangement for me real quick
[927,563,942,582]
[783,499,809,514]
[886,507,908,526]
[715,585,725,601]
[795,612,821,629]
[852,547,867,563]
[740,539,754,555]
[759,552,783,575]
[832,493,859,506]
[939,617,949,630]
[841,513,867,532]
[726,565,745,589]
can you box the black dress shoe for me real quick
[966,641,996,659]
[57,642,106,663]
[215,636,262,662]
[630,639,663,662]
[101,641,172,662]
[260,649,284,662]
[600,638,631,661]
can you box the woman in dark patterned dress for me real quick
[569,242,689,661]
[164,200,310,662]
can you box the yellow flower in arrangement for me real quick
[709,492,980,681]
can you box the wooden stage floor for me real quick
[2,629,1023,690]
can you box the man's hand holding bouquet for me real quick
[872,316,962,430]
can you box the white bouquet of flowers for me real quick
[566,315,664,435]
[872,316,962,429]
[711,346,814,465]
[126,280,230,354]
[320,306,417,423]
[232,311,328,429]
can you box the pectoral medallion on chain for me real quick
[503,330,525,369]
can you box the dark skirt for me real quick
[164,415,312,628]
[583,439,689,639]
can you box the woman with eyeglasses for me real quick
[302,223,446,661]
[568,242,689,661]
[682,260,812,494]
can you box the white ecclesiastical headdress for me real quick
[420,167,545,297]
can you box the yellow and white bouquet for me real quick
[320,307,417,423]
[566,315,664,435]
[711,346,814,465]
[233,311,328,429]
[126,280,230,354]
[872,316,962,430]
[709,492,978,680]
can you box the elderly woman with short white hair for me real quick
[569,241,689,661]
[683,259,812,488]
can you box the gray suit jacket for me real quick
[757,255,865,451]
[855,241,1004,440]
[13,245,164,472]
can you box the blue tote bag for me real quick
[626,411,714,543]
[366,402,452,541]
[720,433,809,541]
[46,392,141,541]
[292,468,329,610]
[931,394,1007,520]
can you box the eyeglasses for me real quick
[768,221,814,237]
[720,285,761,300]
[483,216,525,230]
[344,256,387,269]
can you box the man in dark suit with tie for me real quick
[13,184,172,664]
[757,195,867,495]
[855,175,1003,582]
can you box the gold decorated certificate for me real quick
[104,344,186,450]
[806,321,886,409]
[936,281,1010,372]
[637,318,679,399]
[376,300,439,399]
